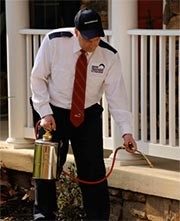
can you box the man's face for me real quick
[75,29,100,52]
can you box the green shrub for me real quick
[56,163,86,220]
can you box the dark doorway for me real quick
[29,0,81,29]
[138,0,163,29]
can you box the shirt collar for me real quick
[72,36,93,58]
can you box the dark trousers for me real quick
[33,103,110,221]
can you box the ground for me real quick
[0,165,85,221]
[0,181,33,221]
[0,198,33,221]
[0,166,34,221]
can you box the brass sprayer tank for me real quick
[32,130,59,180]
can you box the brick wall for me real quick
[109,187,180,221]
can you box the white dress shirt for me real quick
[31,27,132,136]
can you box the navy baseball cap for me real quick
[74,8,105,40]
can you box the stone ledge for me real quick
[0,148,34,172]
[106,162,180,201]
[0,148,179,201]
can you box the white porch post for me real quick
[5,0,34,148]
[109,0,143,165]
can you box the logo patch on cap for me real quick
[84,19,98,24]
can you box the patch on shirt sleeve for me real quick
[91,63,105,74]
[99,40,117,54]
[49,31,73,40]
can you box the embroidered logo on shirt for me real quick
[91,64,105,74]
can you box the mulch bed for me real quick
[0,165,34,221]
[0,198,33,221]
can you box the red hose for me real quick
[62,146,124,185]
[35,120,41,139]
[62,145,154,184]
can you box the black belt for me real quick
[50,103,103,117]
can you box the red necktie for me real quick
[70,50,87,127]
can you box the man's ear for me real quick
[75,28,79,37]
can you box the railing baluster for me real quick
[140,35,147,141]
[179,36,180,148]
[150,35,157,143]
[159,36,166,145]
[33,35,39,62]
[131,35,139,140]
[168,36,176,146]
[26,35,33,127]
[40,34,45,43]
[102,94,109,137]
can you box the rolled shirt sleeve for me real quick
[104,53,132,136]
[30,34,53,118]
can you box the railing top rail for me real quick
[128,29,180,36]
[19,29,52,35]
[19,28,112,36]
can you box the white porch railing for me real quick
[128,29,180,160]
[19,29,114,149]
[20,28,180,161]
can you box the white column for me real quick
[111,0,137,100]
[109,0,144,165]
[5,0,34,148]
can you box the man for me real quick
[31,8,137,221]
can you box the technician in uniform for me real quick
[31,8,137,221]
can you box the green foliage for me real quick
[56,163,86,221]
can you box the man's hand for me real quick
[40,115,56,131]
[122,133,137,153]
